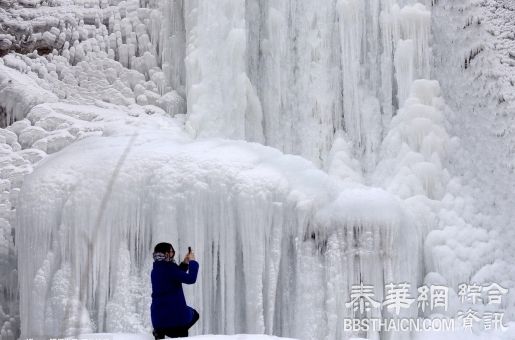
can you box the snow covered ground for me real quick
[61,326,515,340]
[0,0,514,339]
[66,334,299,340]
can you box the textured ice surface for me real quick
[0,0,513,339]
[0,64,58,126]
[431,0,515,320]
[16,103,419,339]
[0,0,435,166]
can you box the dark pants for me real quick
[154,309,200,339]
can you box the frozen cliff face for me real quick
[0,0,435,166]
[9,77,459,340]
[182,0,433,167]
[15,102,420,339]
[431,0,515,321]
[13,82,501,340]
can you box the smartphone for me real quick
[188,246,192,254]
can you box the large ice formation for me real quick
[16,102,419,339]
[0,0,513,339]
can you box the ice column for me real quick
[253,0,343,165]
[174,0,431,168]
[382,4,431,111]
[394,39,415,107]
[337,0,431,169]
[149,0,187,92]
[17,135,421,340]
[182,0,264,143]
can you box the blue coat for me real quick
[151,260,199,328]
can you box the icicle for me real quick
[394,39,415,107]
[16,122,420,339]
[182,0,265,142]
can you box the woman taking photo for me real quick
[150,242,200,339]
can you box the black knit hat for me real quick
[154,242,175,254]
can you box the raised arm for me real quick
[179,261,189,271]
[170,260,199,284]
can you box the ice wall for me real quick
[15,103,420,339]
[429,0,515,317]
[0,0,433,167]
[0,0,481,338]
[0,64,58,127]
[183,0,264,143]
[178,0,432,166]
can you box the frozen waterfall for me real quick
[15,79,453,339]
[148,0,432,167]
[4,0,471,339]
[17,125,420,339]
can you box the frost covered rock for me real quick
[35,130,76,154]
[0,130,18,147]
[17,149,47,165]
[156,91,186,116]
[6,119,31,136]
[34,113,75,132]
[0,65,57,126]
[18,126,48,149]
